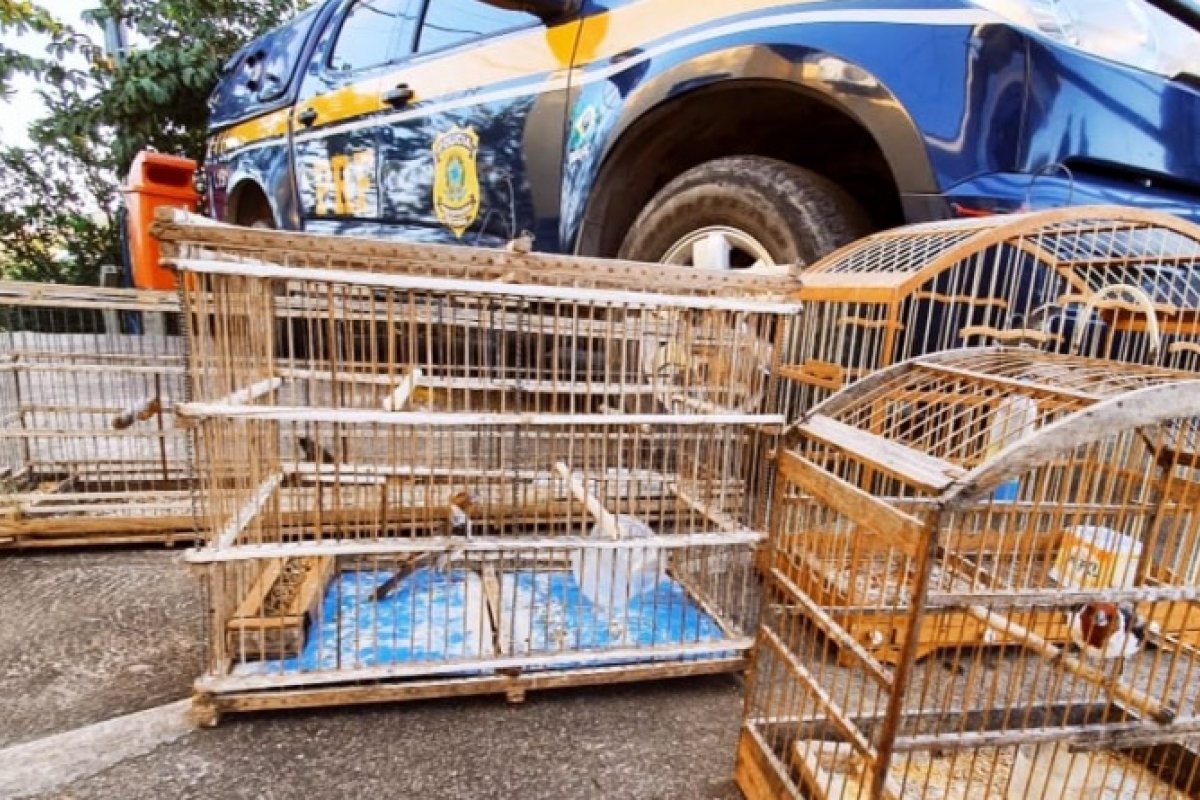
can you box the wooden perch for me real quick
[965,605,1175,723]
[111,397,161,430]
[554,461,621,539]
[382,368,422,412]
[959,325,1060,346]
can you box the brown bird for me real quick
[1068,601,1145,661]
[371,489,481,602]
[112,397,161,430]
[447,489,481,539]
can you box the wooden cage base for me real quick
[736,717,1200,800]
[736,727,801,800]
[191,655,748,726]
[0,515,198,550]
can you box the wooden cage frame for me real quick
[0,281,194,549]
[739,347,1200,800]
[162,233,800,722]
[780,205,1200,418]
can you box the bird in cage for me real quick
[372,489,482,602]
[297,435,338,464]
[447,489,481,539]
[1068,601,1146,662]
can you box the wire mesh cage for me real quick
[738,347,1200,800]
[780,206,1200,417]
[170,248,799,720]
[0,281,192,549]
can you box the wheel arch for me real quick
[571,46,938,256]
[225,176,278,227]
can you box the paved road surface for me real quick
[0,551,743,800]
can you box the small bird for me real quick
[447,489,481,539]
[297,435,337,464]
[505,231,535,254]
[372,489,481,602]
[1068,602,1146,661]
[112,397,161,430]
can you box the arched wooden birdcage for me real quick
[0,282,192,548]
[780,206,1200,417]
[739,347,1200,800]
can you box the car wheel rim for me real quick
[660,226,788,274]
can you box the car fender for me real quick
[565,43,939,252]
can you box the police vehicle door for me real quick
[292,0,420,233]
[371,0,579,248]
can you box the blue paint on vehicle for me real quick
[206,0,1200,249]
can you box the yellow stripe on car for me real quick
[220,0,994,153]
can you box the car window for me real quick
[258,5,321,100]
[417,0,539,53]
[329,0,420,74]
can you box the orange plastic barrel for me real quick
[124,151,198,290]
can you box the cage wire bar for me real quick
[738,347,1200,800]
[0,281,192,548]
[169,243,799,721]
[780,205,1200,417]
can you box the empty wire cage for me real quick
[0,281,191,548]
[780,206,1200,418]
[739,348,1200,800]
[172,250,798,720]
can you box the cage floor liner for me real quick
[233,567,730,677]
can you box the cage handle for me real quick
[1069,283,1162,360]
[1023,162,1075,210]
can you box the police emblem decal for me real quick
[432,125,481,237]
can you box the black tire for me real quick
[233,187,276,229]
[618,156,871,267]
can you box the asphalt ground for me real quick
[0,550,744,800]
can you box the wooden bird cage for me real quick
[151,207,797,299]
[171,247,798,722]
[780,206,1200,417]
[738,347,1200,800]
[0,281,193,549]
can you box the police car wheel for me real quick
[618,156,870,271]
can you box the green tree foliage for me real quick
[0,0,309,283]
[0,145,117,285]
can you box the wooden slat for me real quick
[798,414,966,493]
[196,638,754,693]
[554,461,621,538]
[735,727,804,800]
[776,360,845,391]
[918,359,1099,402]
[202,656,749,720]
[776,450,922,556]
[382,368,421,412]
[759,625,877,760]
[481,565,506,656]
[770,566,894,688]
[959,325,1061,345]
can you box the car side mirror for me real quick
[479,0,580,22]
